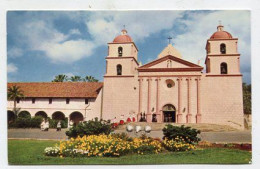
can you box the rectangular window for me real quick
[32,98,36,104]
[66,98,70,104]
[85,99,89,104]
[49,98,52,104]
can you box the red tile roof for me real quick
[113,34,133,43]
[210,31,233,39]
[7,82,103,98]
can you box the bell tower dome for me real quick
[205,24,241,75]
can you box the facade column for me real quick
[177,78,183,123]
[138,78,143,122]
[147,78,152,122]
[196,77,202,123]
[186,78,192,123]
[155,77,161,122]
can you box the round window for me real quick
[166,79,175,88]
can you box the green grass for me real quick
[8,139,251,165]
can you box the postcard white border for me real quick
[0,0,259,169]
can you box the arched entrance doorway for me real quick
[70,111,84,125]
[35,111,48,119]
[162,104,176,123]
[52,111,65,120]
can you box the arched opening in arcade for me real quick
[18,110,31,118]
[35,111,48,119]
[52,111,65,121]
[70,111,84,125]
[162,104,176,123]
[7,110,15,123]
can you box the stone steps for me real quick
[116,122,239,132]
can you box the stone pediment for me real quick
[138,55,203,72]
[158,44,182,59]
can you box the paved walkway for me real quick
[8,128,252,143]
[8,129,68,140]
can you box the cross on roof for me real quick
[168,36,172,44]
[123,25,126,29]
[219,20,222,25]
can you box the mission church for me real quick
[8,24,244,129]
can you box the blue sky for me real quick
[7,10,251,84]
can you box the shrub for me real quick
[162,124,201,144]
[8,116,42,128]
[65,118,113,138]
[47,117,68,128]
[30,116,43,128]
[15,117,31,128]
[163,137,196,152]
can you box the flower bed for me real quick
[45,134,163,157]
[131,137,162,155]
[163,137,196,152]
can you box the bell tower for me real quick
[105,29,139,76]
[205,24,241,75]
[102,29,139,121]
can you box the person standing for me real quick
[40,119,45,131]
[57,121,61,131]
[45,119,49,131]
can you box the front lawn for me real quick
[8,139,251,165]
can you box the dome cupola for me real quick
[210,24,233,39]
[113,29,133,43]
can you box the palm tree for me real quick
[70,76,82,82]
[85,75,99,82]
[52,74,68,82]
[7,85,24,119]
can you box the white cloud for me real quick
[7,63,18,73]
[69,29,81,35]
[21,20,68,51]
[85,11,183,44]
[15,20,95,63]
[13,11,183,64]
[41,39,95,63]
[87,19,119,45]
[8,47,24,58]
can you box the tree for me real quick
[52,74,68,82]
[243,83,251,114]
[7,85,24,119]
[84,75,99,82]
[70,76,82,82]
[52,74,99,82]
